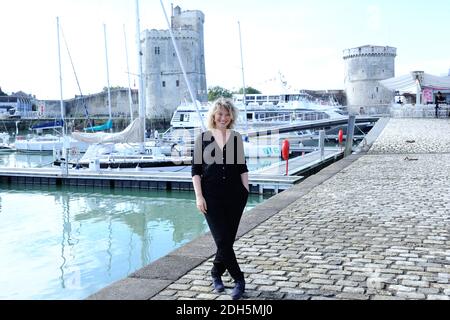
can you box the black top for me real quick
[191,130,248,189]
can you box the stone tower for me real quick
[343,45,396,114]
[142,6,207,120]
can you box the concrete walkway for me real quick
[89,118,450,300]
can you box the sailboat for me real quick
[14,18,89,154]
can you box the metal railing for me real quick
[390,104,450,118]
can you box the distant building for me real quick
[39,88,138,119]
[0,92,34,118]
[142,5,207,120]
[343,45,396,113]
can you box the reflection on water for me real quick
[0,185,267,299]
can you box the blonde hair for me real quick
[207,97,238,129]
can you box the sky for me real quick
[1,0,450,100]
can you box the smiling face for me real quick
[213,107,232,130]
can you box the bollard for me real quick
[344,115,356,157]
[319,130,325,160]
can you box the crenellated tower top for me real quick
[343,45,397,60]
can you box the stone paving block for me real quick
[395,292,426,299]
[252,277,277,286]
[321,285,343,292]
[309,278,334,286]
[87,278,172,300]
[131,255,205,281]
[299,283,321,290]
[372,295,406,300]
[306,290,336,297]
[257,292,286,300]
[335,293,369,300]
[388,285,417,292]
[279,288,306,295]
[177,291,198,298]
[343,287,365,294]
[196,293,220,300]
[401,280,429,287]
[151,294,178,300]
[417,287,440,295]
[427,295,450,300]
[168,283,192,291]
[284,293,310,300]
[275,281,298,288]
[190,286,213,293]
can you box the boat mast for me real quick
[123,24,134,123]
[103,24,113,129]
[238,21,248,132]
[135,0,146,152]
[56,17,65,136]
[159,0,206,131]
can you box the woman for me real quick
[191,97,249,300]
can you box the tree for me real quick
[237,86,261,94]
[103,86,126,92]
[208,86,232,101]
[0,87,7,96]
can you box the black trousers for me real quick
[203,183,249,281]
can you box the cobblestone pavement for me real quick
[153,119,450,300]
[370,118,450,154]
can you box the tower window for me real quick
[376,87,379,93]
[162,81,166,87]
[176,80,180,87]
[154,47,160,54]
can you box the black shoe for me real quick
[231,279,245,300]
[212,276,225,293]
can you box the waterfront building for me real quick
[0,92,34,118]
[38,88,138,119]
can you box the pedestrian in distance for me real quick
[435,91,445,118]
[191,97,249,300]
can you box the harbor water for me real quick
[0,152,268,299]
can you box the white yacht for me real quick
[170,97,346,130]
